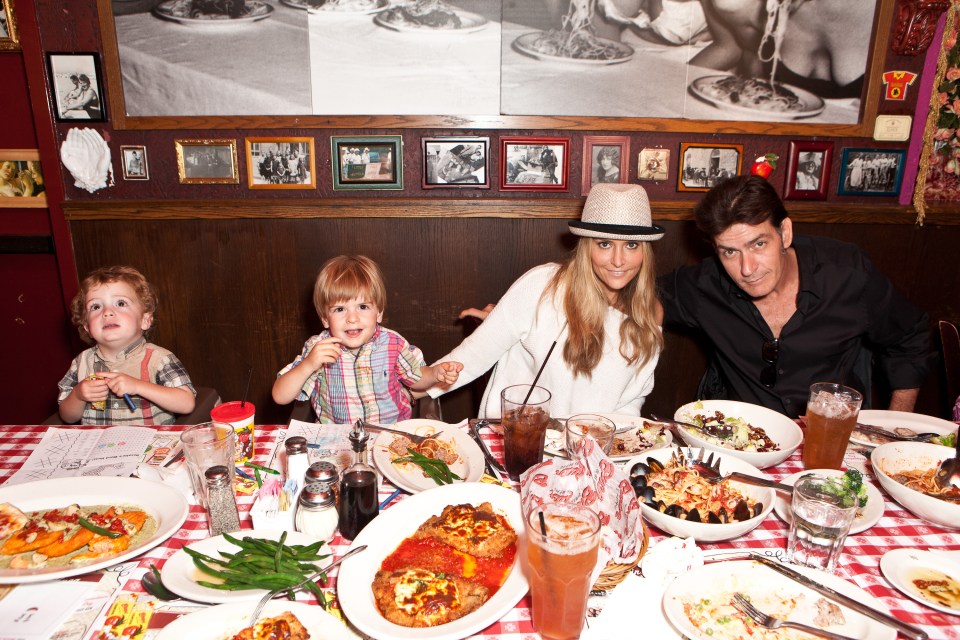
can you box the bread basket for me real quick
[591,517,649,592]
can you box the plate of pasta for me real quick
[279,0,389,14]
[374,0,488,33]
[512,0,633,65]
[372,419,484,494]
[871,441,960,529]
[689,74,825,120]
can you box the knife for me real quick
[750,554,928,640]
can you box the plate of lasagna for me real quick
[689,74,825,120]
[372,419,484,494]
[337,482,527,640]
[152,0,274,26]
[374,0,488,33]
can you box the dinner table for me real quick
[1,421,959,640]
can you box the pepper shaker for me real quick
[204,465,241,536]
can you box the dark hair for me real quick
[693,175,788,239]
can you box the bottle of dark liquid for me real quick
[338,420,378,540]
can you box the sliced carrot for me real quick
[1,529,62,555]
[37,527,95,558]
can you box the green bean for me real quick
[394,448,462,485]
[78,516,123,539]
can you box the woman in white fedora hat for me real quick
[427,183,665,418]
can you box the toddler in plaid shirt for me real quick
[57,266,196,425]
[273,255,461,424]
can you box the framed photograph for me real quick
[175,139,239,184]
[637,148,670,182]
[421,137,490,189]
[582,135,629,194]
[46,53,106,122]
[245,137,316,189]
[500,137,569,192]
[784,141,832,200]
[0,0,19,51]
[331,135,403,190]
[837,148,906,196]
[120,145,149,181]
[0,149,47,208]
[677,143,743,192]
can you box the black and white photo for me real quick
[582,135,629,194]
[785,140,832,200]
[500,137,569,192]
[47,53,106,122]
[175,139,238,184]
[838,148,905,196]
[0,0,18,50]
[678,143,742,192]
[120,145,148,181]
[422,137,490,189]
[245,137,315,189]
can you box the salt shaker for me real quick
[204,465,241,536]
[295,482,339,542]
[305,461,340,507]
[285,436,309,486]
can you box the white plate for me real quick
[0,477,188,584]
[153,0,274,26]
[374,5,488,33]
[851,409,958,447]
[337,482,527,640]
[161,530,330,603]
[544,415,672,461]
[513,31,634,65]
[372,419,483,494]
[280,0,388,14]
[772,469,885,535]
[156,600,351,639]
[663,559,896,640]
[880,548,960,616]
[689,74,825,121]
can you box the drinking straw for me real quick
[538,510,548,535]
[240,366,254,409]
[521,322,567,406]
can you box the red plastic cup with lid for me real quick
[210,401,256,463]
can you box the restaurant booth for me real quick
[2,0,960,638]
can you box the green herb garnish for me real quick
[394,448,463,485]
[78,516,123,538]
[816,469,868,508]
[934,432,957,448]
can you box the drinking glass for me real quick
[181,422,236,507]
[526,503,601,640]
[786,475,857,573]
[500,384,551,479]
[803,382,862,469]
[565,414,616,456]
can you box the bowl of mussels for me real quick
[626,446,775,542]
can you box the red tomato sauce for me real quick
[379,536,516,594]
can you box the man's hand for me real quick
[459,303,495,322]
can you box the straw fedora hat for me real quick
[569,183,665,241]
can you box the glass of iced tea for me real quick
[526,503,601,640]
[803,382,862,469]
[565,414,616,456]
[500,384,551,479]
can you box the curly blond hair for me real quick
[70,266,157,344]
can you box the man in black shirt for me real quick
[659,176,934,418]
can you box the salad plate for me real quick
[772,469,884,535]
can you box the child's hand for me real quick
[76,375,110,403]
[100,371,140,398]
[434,361,463,386]
[304,336,342,370]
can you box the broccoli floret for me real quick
[819,470,868,509]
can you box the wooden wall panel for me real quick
[66,216,959,424]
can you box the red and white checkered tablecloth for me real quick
[1,424,958,639]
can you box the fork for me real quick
[689,449,793,492]
[732,593,857,640]
[361,421,431,444]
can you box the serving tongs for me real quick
[935,425,960,490]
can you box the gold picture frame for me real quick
[175,139,239,185]
[0,149,47,208]
[245,137,316,189]
[0,0,19,51]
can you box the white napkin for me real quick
[137,459,197,505]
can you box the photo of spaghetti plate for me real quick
[689,75,825,121]
[513,31,633,65]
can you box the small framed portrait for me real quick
[677,142,743,192]
[638,148,670,181]
[0,149,46,208]
[582,135,629,194]
[837,148,906,196]
[331,135,403,190]
[0,0,20,51]
[784,141,832,200]
[245,137,316,189]
[175,139,239,184]
[499,137,569,192]
[120,145,149,181]
[46,52,106,122]
[422,137,490,189]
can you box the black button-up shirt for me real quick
[659,235,934,418]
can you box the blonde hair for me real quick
[544,238,662,377]
[70,265,158,344]
[313,255,386,320]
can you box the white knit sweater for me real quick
[429,263,660,418]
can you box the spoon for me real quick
[141,564,180,601]
[247,544,367,626]
[651,413,734,440]
[935,429,960,490]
